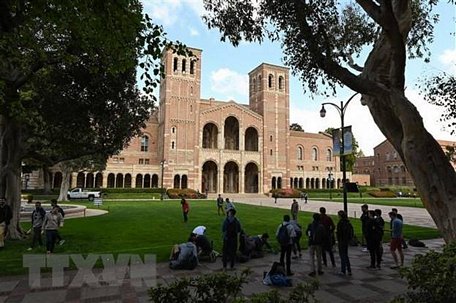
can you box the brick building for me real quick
[354,139,456,187]
[35,47,349,194]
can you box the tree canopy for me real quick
[290,123,304,132]
[203,0,456,241]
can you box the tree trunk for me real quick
[358,2,456,242]
[58,165,71,201]
[43,165,52,194]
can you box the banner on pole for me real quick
[332,129,341,156]
[343,126,353,155]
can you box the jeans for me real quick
[280,244,292,274]
[222,238,237,268]
[309,245,322,273]
[32,226,43,247]
[46,230,58,253]
[338,243,351,273]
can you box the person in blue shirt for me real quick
[388,211,404,269]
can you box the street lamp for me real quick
[160,159,166,200]
[328,169,333,200]
[320,92,358,214]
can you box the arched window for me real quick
[190,60,195,74]
[278,76,284,90]
[297,146,303,160]
[171,141,175,149]
[173,57,178,72]
[253,78,256,92]
[171,127,176,134]
[326,149,332,161]
[140,135,149,152]
[258,75,262,89]
[268,74,274,88]
[182,59,186,72]
[312,147,318,161]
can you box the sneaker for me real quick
[27,247,33,251]
[308,271,316,277]
[390,265,400,269]
[347,271,352,276]
[337,271,346,276]
[362,247,368,252]
[366,265,376,270]
[318,271,324,275]
[58,240,65,245]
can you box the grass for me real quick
[312,196,424,208]
[0,200,440,276]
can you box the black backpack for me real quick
[276,224,290,246]
[226,218,238,238]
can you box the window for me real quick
[297,146,303,160]
[138,159,144,165]
[270,149,273,155]
[145,159,150,165]
[270,135,273,142]
[190,86,193,95]
[268,74,273,88]
[119,157,124,163]
[326,149,332,161]
[190,60,195,74]
[140,135,149,152]
[171,141,175,149]
[386,152,390,160]
[171,127,176,134]
[182,59,186,73]
[312,147,318,161]
[173,57,178,72]
[253,78,256,92]
[278,76,284,90]
[393,151,398,159]
[112,157,119,163]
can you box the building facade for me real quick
[354,139,456,187]
[39,47,348,194]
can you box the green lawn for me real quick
[312,196,424,208]
[0,200,439,276]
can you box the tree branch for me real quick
[347,55,364,72]
[356,0,385,27]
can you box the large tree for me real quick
[0,1,181,239]
[203,0,456,241]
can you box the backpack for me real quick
[276,224,290,246]
[312,223,326,245]
[226,218,238,238]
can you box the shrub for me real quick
[393,241,456,303]
[167,188,206,199]
[100,188,163,194]
[149,269,319,303]
[368,190,396,198]
[270,188,302,198]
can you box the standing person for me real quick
[276,215,296,276]
[336,210,353,276]
[365,210,381,269]
[304,192,308,204]
[290,199,299,220]
[27,202,46,250]
[0,198,12,249]
[290,219,302,259]
[273,192,278,204]
[374,209,385,269]
[51,199,65,245]
[389,211,404,269]
[392,208,408,249]
[43,207,63,254]
[306,213,325,277]
[181,198,189,223]
[222,209,241,270]
[300,191,305,202]
[216,194,224,216]
[225,198,235,213]
[360,204,369,250]
[319,207,336,268]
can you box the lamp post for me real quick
[328,169,333,200]
[160,159,166,200]
[320,92,358,214]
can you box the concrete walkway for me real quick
[0,238,445,303]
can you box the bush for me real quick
[167,188,206,199]
[368,190,397,198]
[393,241,456,303]
[149,269,319,303]
[270,188,302,198]
[101,188,163,194]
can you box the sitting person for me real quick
[263,262,292,287]
[239,232,272,260]
[169,239,198,270]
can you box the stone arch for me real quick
[53,172,63,188]
[136,174,143,188]
[202,161,218,193]
[272,177,277,190]
[86,173,95,188]
[174,175,181,189]
[144,174,151,188]
[152,174,159,188]
[224,116,239,150]
[277,177,282,189]
[116,173,123,188]
[124,174,132,188]
[312,146,319,161]
[202,122,218,149]
[244,162,259,193]
[268,74,274,88]
[245,127,259,151]
[294,178,298,188]
[95,173,103,188]
[306,178,310,189]
[107,173,115,188]
[224,161,239,193]
[310,178,315,189]
[278,76,284,90]
[77,172,85,188]
[181,175,188,189]
[299,178,304,189]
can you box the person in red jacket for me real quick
[181,198,190,223]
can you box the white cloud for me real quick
[142,0,204,26]
[438,48,456,73]
[189,27,200,36]
[210,68,249,98]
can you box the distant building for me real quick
[26,46,351,193]
[354,139,456,187]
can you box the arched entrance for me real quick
[224,116,239,150]
[224,161,239,193]
[244,127,258,151]
[244,162,259,193]
[202,123,218,149]
[202,161,218,193]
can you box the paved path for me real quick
[232,196,436,228]
[0,239,445,303]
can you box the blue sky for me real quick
[143,0,456,155]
